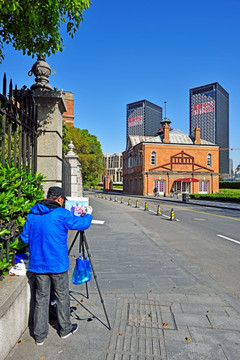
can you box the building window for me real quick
[128,156,133,168]
[139,178,143,191]
[151,151,156,166]
[134,154,137,167]
[134,178,137,192]
[199,181,209,193]
[138,152,142,166]
[154,180,165,193]
[207,153,212,167]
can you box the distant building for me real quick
[62,91,74,127]
[126,100,162,142]
[229,158,233,176]
[189,82,229,175]
[102,153,123,183]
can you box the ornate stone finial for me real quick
[28,55,56,90]
[67,141,76,156]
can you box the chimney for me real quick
[194,126,201,145]
[163,123,170,143]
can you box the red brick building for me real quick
[123,121,219,196]
[62,91,74,127]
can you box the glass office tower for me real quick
[190,83,229,174]
[126,100,162,142]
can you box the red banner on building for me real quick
[193,101,213,115]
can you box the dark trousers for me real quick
[34,271,72,342]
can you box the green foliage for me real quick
[0,164,45,267]
[112,183,123,190]
[219,181,240,189]
[190,192,240,202]
[62,122,72,154]
[0,0,92,62]
[63,125,106,187]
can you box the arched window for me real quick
[207,153,212,167]
[151,151,156,166]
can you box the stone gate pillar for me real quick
[29,56,66,195]
[64,141,83,197]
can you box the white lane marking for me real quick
[217,234,240,245]
[92,220,105,225]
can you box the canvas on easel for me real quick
[65,197,89,216]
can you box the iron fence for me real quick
[0,73,38,171]
[0,73,38,274]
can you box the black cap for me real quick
[47,186,67,200]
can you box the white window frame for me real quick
[199,180,209,193]
[207,153,212,167]
[151,151,156,166]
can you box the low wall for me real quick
[0,273,34,360]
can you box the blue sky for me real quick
[1,0,240,169]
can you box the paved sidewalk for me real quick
[5,195,240,360]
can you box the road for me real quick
[88,192,240,301]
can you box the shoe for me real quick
[36,340,45,346]
[61,324,78,339]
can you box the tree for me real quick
[63,125,105,187]
[0,0,92,62]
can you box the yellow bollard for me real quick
[95,193,97,197]
[114,196,117,202]
[170,208,175,221]
[144,202,149,211]
[156,205,162,216]
[121,197,124,204]
[101,194,104,199]
[135,200,139,208]
[128,199,131,206]
[105,195,108,200]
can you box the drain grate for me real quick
[104,299,176,360]
[127,300,176,330]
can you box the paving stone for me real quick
[221,344,240,360]
[186,294,228,305]
[189,327,240,345]
[174,313,212,328]
[181,303,230,316]
[207,315,240,331]
[166,341,228,360]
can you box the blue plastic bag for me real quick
[72,256,92,285]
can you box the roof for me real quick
[127,135,162,149]
[126,129,216,150]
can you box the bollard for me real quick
[105,195,108,200]
[114,196,117,202]
[128,199,131,206]
[110,196,112,201]
[170,208,175,221]
[98,194,101,198]
[95,193,97,197]
[135,200,139,208]
[144,202,149,211]
[156,204,162,216]
[101,194,104,199]
[121,197,124,204]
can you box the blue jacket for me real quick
[20,200,92,273]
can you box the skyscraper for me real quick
[126,100,162,142]
[190,82,229,174]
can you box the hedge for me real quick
[219,181,240,189]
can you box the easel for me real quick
[68,230,111,330]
